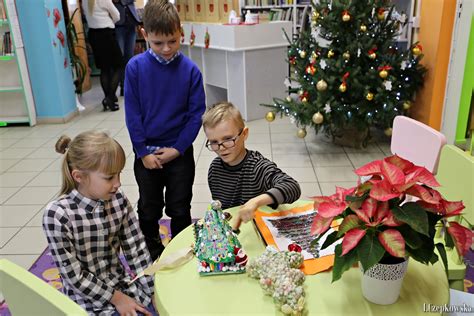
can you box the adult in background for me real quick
[82,0,123,111]
[113,0,141,96]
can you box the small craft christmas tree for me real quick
[194,200,248,275]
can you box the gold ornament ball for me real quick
[297,128,307,138]
[360,24,367,32]
[342,13,351,22]
[377,13,385,20]
[311,51,318,62]
[265,111,275,122]
[312,11,319,21]
[366,92,374,101]
[312,112,324,124]
[369,52,376,59]
[384,127,393,137]
[403,101,411,110]
[327,49,335,58]
[299,50,307,59]
[339,83,347,92]
[302,97,308,103]
[286,96,292,102]
[316,79,328,91]
[379,70,388,79]
[343,51,350,60]
[298,89,304,96]
[412,46,421,56]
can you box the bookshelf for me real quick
[241,0,311,36]
[0,0,36,126]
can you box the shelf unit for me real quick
[240,0,311,36]
[0,0,36,126]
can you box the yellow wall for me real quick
[412,0,456,130]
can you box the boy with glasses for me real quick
[202,102,301,229]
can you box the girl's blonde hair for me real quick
[55,130,126,195]
[202,102,245,130]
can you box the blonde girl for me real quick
[43,130,157,315]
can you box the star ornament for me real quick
[324,103,331,113]
[383,80,393,91]
[401,60,407,70]
[320,59,327,70]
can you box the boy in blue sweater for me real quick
[124,0,206,260]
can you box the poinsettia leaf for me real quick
[392,203,429,236]
[435,243,448,275]
[384,155,414,173]
[442,200,465,217]
[341,228,367,255]
[410,167,440,187]
[381,160,405,185]
[337,215,362,237]
[321,230,340,249]
[380,209,402,227]
[345,192,369,202]
[370,180,401,201]
[357,233,385,271]
[406,238,435,264]
[332,244,359,283]
[405,185,440,204]
[318,201,347,218]
[354,160,382,176]
[378,229,406,257]
[310,214,333,235]
[447,222,473,256]
[397,225,423,249]
[361,198,378,219]
[310,196,333,209]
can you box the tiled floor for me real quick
[0,80,391,270]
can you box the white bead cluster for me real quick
[247,247,306,315]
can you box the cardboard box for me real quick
[175,0,186,21]
[185,0,195,21]
[205,0,220,22]
[194,0,205,21]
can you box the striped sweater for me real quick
[208,150,301,210]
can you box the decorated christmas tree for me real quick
[263,0,426,146]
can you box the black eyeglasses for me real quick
[205,129,243,151]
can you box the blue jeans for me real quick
[115,24,137,88]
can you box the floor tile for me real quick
[0,187,20,204]
[306,140,345,154]
[0,147,34,159]
[8,137,50,149]
[192,184,212,203]
[28,147,63,159]
[0,159,19,172]
[270,123,298,133]
[0,227,47,255]
[0,138,18,149]
[272,142,308,155]
[194,168,209,184]
[0,254,39,270]
[0,227,20,248]
[0,172,38,187]
[298,182,321,200]
[272,154,313,168]
[314,166,358,182]
[284,167,317,183]
[7,158,54,173]
[26,171,62,187]
[25,209,45,227]
[347,152,387,168]
[4,186,59,205]
[319,182,357,195]
[270,132,306,144]
[309,153,352,167]
[44,158,62,171]
[343,143,383,153]
[246,132,271,144]
[0,205,43,227]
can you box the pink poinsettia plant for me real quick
[310,154,473,282]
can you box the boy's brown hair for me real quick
[202,102,245,130]
[143,0,181,35]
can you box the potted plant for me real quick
[310,154,472,304]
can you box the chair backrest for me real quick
[436,145,474,228]
[0,259,87,316]
[391,115,447,174]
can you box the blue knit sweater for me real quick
[124,52,206,158]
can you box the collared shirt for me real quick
[43,189,154,315]
[148,48,180,65]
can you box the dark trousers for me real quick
[134,146,195,258]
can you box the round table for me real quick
[154,204,449,315]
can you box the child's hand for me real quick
[155,147,180,164]
[238,200,259,223]
[141,154,163,169]
[110,290,152,316]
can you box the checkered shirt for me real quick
[148,48,180,65]
[43,189,155,315]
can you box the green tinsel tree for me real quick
[263,0,427,146]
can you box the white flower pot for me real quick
[360,258,409,305]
